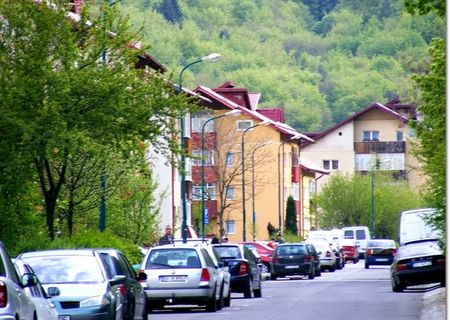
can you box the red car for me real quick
[239,241,274,274]
[341,238,359,263]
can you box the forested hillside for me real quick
[120,0,444,132]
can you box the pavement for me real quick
[422,286,446,320]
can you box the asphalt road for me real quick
[146,261,441,320]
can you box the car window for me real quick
[344,230,353,238]
[277,245,306,255]
[117,253,136,277]
[146,248,201,268]
[355,230,366,240]
[243,247,256,263]
[213,246,242,259]
[200,249,215,268]
[100,253,124,278]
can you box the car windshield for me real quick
[23,255,105,284]
[367,240,395,248]
[276,245,306,255]
[213,246,242,259]
[146,248,201,268]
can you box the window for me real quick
[225,186,235,200]
[355,153,405,171]
[237,120,252,131]
[363,131,379,141]
[191,150,214,166]
[396,130,404,141]
[225,220,236,234]
[292,183,299,201]
[323,160,339,171]
[192,115,215,133]
[226,152,234,166]
[192,184,216,201]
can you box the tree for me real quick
[314,173,422,239]
[285,196,298,235]
[0,1,193,240]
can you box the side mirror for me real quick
[217,261,225,268]
[110,275,126,286]
[47,286,61,297]
[20,273,37,287]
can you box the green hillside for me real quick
[120,0,444,132]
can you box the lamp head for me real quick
[201,53,221,62]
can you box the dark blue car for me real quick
[364,239,396,268]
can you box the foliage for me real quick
[282,231,303,243]
[285,196,298,235]
[314,173,422,239]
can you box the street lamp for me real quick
[370,155,382,237]
[251,141,273,241]
[277,134,302,234]
[241,120,270,241]
[200,109,241,241]
[178,53,221,243]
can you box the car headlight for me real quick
[80,295,107,308]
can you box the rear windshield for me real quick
[213,246,242,259]
[146,248,201,269]
[367,240,395,248]
[276,245,307,255]
[344,230,353,238]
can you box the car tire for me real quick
[308,271,315,280]
[392,278,405,292]
[315,267,321,277]
[243,279,254,298]
[223,287,231,307]
[329,266,335,272]
[206,288,218,312]
[353,258,358,264]
[253,283,262,298]
[270,273,277,280]
[365,262,369,269]
[441,280,446,287]
[217,285,224,311]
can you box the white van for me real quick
[342,226,371,257]
[399,208,440,245]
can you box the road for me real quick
[146,261,439,320]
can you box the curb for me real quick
[421,287,446,320]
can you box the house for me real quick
[301,98,425,193]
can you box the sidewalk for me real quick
[421,287,446,320]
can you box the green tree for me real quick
[0,1,193,240]
[285,196,298,235]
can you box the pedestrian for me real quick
[211,237,220,244]
[276,233,285,244]
[158,225,174,245]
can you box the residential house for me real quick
[301,98,425,194]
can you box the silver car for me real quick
[141,243,223,312]
[0,241,37,320]
[305,239,337,272]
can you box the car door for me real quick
[243,246,261,289]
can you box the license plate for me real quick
[58,316,70,320]
[285,265,299,269]
[160,275,187,282]
[413,261,432,268]
[376,258,388,262]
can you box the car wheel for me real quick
[261,263,270,274]
[253,283,262,298]
[392,278,405,292]
[223,287,231,307]
[216,285,224,310]
[329,266,335,272]
[243,279,254,298]
[270,272,277,280]
[365,262,369,269]
[353,258,358,264]
[441,280,446,287]
[308,271,315,280]
[205,288,218,312]
[315,267,321,277]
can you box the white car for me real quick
[13,259,58,320]
[305,239,337,272]
[0,241,37,320]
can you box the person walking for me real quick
[159,225,174,245]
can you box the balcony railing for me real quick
[354,141,405,154]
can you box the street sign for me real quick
[204,208,209,224]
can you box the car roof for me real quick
[18,248,97,258]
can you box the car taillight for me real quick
[396,264,407,272]
[366,249,372,256]
[304,255,312,262]
[238,262,249,276]
[0,281,6,308]
[118,284,127,295]
[200,268,210,282]
[437,258,446,266]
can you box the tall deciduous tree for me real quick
[0,1,193,240]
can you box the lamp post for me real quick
[200,109,241,241]
[251,141,272,241]
[241,120,270,241]
[178,53,221,243]
[277,134,302,234]
[370,155,381,237]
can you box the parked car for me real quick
[304,243,321,277]
[364,239,397,269]
[270,243,316,280]
[238,241,274,274]
[16,248,135,320]
[0,241,37,320]
[307,231,344,269]
[13,259,58,320]
[305,239,337,272]
[140,243,223,312]
[212,243,262,298]
[203,244,232,307]
[342,226,371,258]
[341,238,359,264]
[390,240,445,292]
[96,248,147,319]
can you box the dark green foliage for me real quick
[404,0,445,17]
[300,0,338,20]
[267,222,277,239]
[158,0,183,24]
[285,196,298,235]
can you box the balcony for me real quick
[354,141,405,154]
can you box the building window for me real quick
[323,160,339,171]
[225,220,236,234]
[191,150,215,166]
[396,130,404,141]
[192,184,216,201]
[237,120,253,131]
[292,183,299,201]
[225,186,235,200]
[363,131,380,141]
[226,152,234,166]
[355,153,405,171]
[192,115,214,133]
